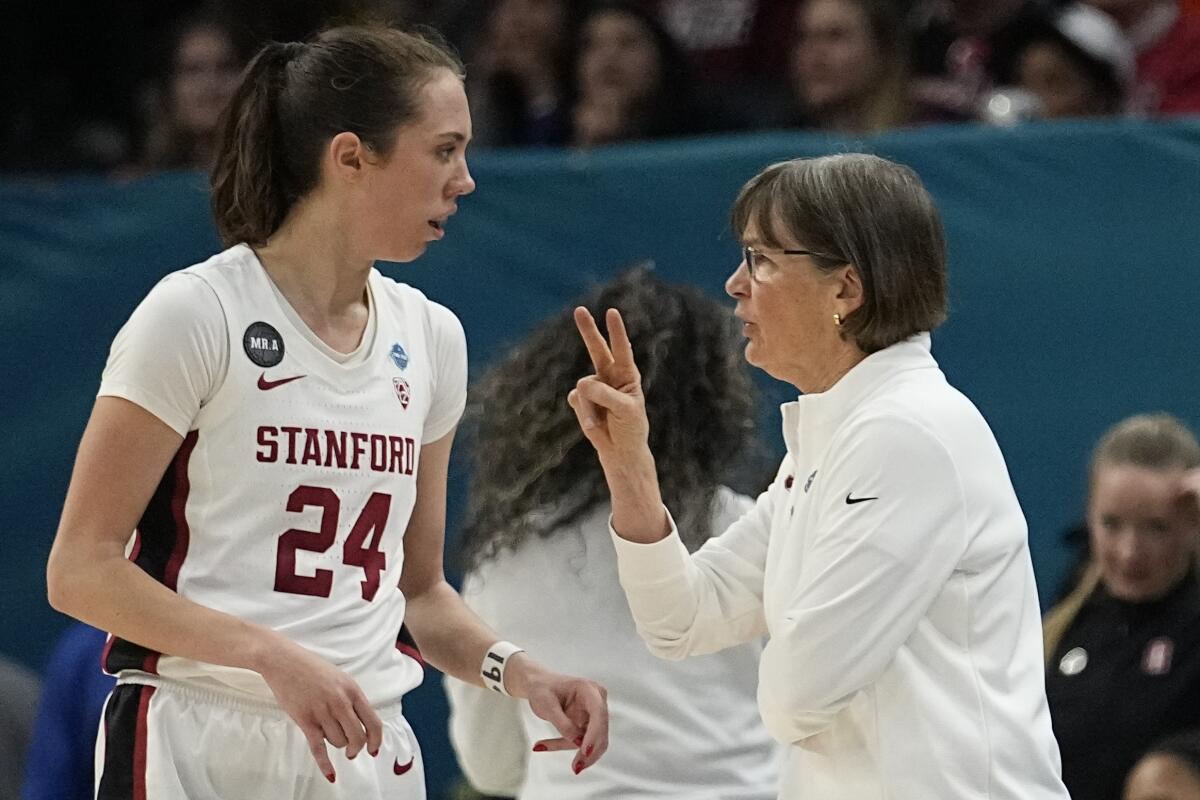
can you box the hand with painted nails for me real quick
[508,652,609,775]
[255,632,383,783]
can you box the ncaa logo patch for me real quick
[243,322,284,368]
[393,377,411,409]
[389,343,409,370]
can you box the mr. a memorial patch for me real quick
[243,322,285,367]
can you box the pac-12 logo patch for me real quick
[389,343,409,370]
[243,322,284,368]
[393,377,411,409]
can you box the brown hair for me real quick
[210,24,463,246]
[794,0,913,133]
[731,153,947,353]
[852,0,913,132]
[141,11,250,170]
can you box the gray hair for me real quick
[731,153,947,353]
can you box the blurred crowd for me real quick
[3,0,1199,174]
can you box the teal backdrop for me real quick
[3,119,1200,797]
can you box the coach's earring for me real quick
[833,313,842,327]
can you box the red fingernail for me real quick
[573,761,584,775]
[573,736,583,747]
[586,744,594,757]
[532,743,548,752]
[325,772,336,783]
[370,749,379,758]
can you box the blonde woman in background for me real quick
[1045,413,1200,800]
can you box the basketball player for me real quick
[45,25,607,800]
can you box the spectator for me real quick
[570,1,731,148]
[1082,0,1200,113]
[1044,413,1200,800]
[137,11,248,171]
[466,0,582,147]
[21,623,115,800]
[1008,3,1135,118]
[1125,731,1200,800]
[446,266,780,799]
[0,656,40,800]
[649,0,792,82]
[642,0,798,122]
[909,0,1065,118]
[787,0,950,134]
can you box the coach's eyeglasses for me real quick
[742,245,842,281]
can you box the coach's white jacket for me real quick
[611,334,1070,800]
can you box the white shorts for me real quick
[95,678,424,800]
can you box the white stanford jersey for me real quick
[100,244,467,705]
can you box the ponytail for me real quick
[210,42,295,247]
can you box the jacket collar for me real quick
[780,332,939,456]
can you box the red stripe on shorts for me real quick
[133,684,156,800]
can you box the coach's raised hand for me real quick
[568,307,670,543]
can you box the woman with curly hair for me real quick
[445,266,780,800]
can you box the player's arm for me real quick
[47,398,283,669]
[46,397,380,780]
[399,429,609,771]
[444,576,530,797]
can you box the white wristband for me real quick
[480,640,525,696]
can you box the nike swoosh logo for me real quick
[257,372,306,390]
[393,757,415,776]
[845,493,878,505]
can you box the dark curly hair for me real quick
[457,265,757,571]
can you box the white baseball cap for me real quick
[1052,3,1137,88]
